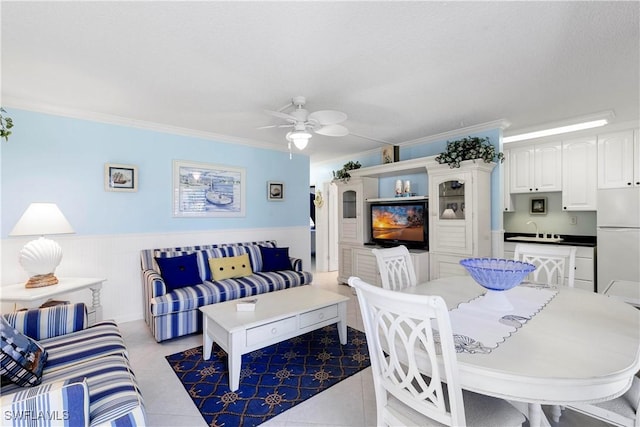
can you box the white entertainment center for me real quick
[336,156,495,285]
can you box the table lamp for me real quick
[9,203,75,288]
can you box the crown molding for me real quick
[3,98,289,153]
[311,119,511,168]
[400,119,511,148]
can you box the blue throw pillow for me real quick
[155,253,203,292]
[260,246,293,272]
[0,316,48,387]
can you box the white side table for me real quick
[0,277,106,325]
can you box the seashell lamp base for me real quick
[18,236,64,288]
[25,273,59,288]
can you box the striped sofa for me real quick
[1,303,146,426]
[140,240,313,342]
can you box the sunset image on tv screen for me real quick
[371,205,424,241]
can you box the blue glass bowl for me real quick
[460,258,536,291]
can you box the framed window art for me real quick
[172,160,246,217]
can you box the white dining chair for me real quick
[565,375,640,427]
[371,245,417,290]
[513,243,577,287]
[348,276,526,427]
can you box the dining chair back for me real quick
[348,276,525,427]
[566,375,639,427]
[513,243,577,287]
[371,245,417,290]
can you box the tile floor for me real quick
[119,270,611,426]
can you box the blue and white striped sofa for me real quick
[140,240,313,342]
[1,303,146,426]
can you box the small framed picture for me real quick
[268,181,284,201]
[530,197,547,214]
[105,163,137,192]
[381,145,399,164]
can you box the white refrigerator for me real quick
[596,188,640,293]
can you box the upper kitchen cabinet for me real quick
[562,136,597,211]
[598,129,640,189]
[502,149,515,212]
[509,142,562,193]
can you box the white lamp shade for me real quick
[9,203,75,236]
[442,208,457,219]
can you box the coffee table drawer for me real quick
[299,304,338,328]
[246,316,297,346]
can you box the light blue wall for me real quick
[311,128,503,229]
[1,109,310,237]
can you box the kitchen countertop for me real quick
[503,232,597,247]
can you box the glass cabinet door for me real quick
[439,180,465,220]
[342,190,357,219]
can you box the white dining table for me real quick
[399,276,640,427]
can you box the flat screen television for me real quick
[370,200,428,249]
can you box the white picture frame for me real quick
[105,163,138,192]
[173,160,246,217]
[268,181,284,201]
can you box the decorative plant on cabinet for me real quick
[435,136,503,168]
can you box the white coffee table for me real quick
[199,286,349,391]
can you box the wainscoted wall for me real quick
[1,226,310,323]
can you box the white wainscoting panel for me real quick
[1,227,311,324]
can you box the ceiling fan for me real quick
[260,96,349,151]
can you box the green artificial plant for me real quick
[0,108,14,142]
[435,136,504,168]
[332,161,361,183]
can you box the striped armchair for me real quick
[1,303,146,426]
[141,240,313,342]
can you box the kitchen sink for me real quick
[506,236,564,243]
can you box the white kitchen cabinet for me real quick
[509,142,562,193]
[503,242,595,292]
[426,159,495,279]
[336,177,377,244]
[562,136,597,211]
[502,148,515,212]
[598,129,640,189]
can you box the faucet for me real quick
[526,220,539,238]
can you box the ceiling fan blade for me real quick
[315,124,349,137]
[257,124,294,130]
[264,109,297,122]
[308,110,347,125]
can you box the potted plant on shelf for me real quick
[435,136,504,168]
[332,161,361,183]
[0,107,14,142]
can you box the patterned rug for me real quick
[165,325,370,427]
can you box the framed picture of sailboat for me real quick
[105,163,138,192]
[172,160,246,217]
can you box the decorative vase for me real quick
[395,180,403,196]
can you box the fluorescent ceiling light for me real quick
[503,111,613,143]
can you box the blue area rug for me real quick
[165,325,370,427]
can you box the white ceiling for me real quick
[2,1,638,165]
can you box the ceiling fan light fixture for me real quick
[286,130,312,150]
